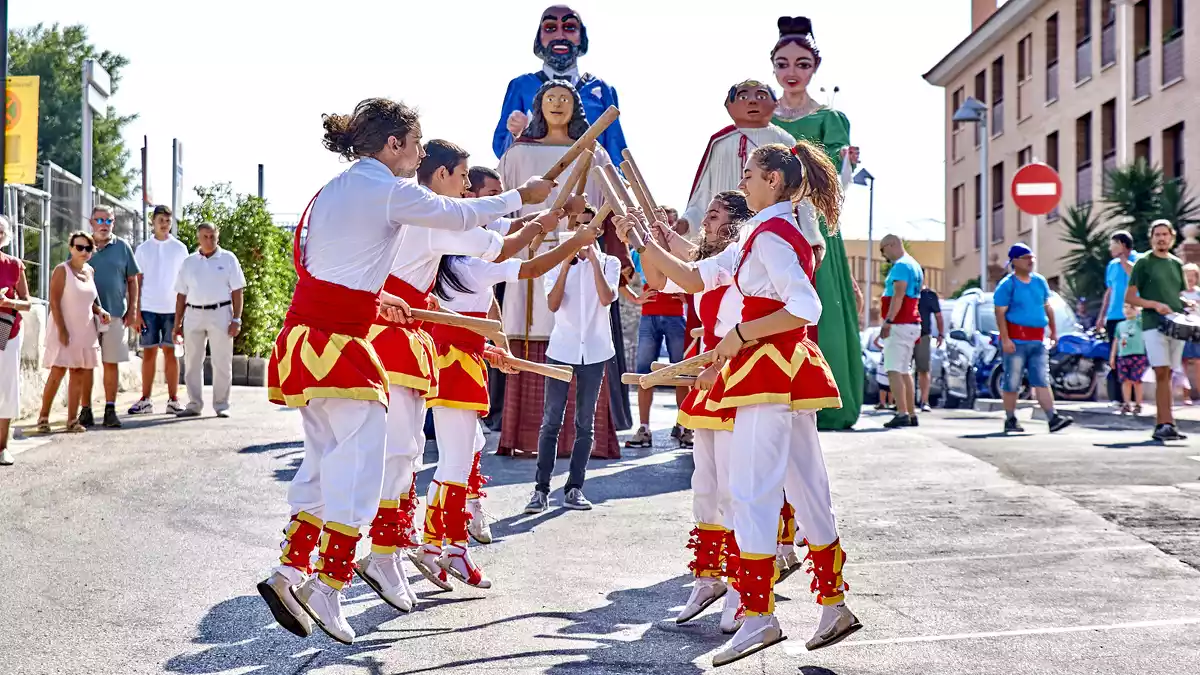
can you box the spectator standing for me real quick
[623,249,689,449]
[1099,231,1137,403]
[993,243,1073,434]
[173,222,246,418]
[1110,302,1147,415]
[37,232,112,433]
[1181,263,1200,403]
[83,205,141,428]
[129,205,189,415]
[1126,220,1193,441]
[915,285,944,411]
[878,234,923,428]
[0,215,33,465]
[524,238,620,514]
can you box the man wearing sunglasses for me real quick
[82,205,142,429]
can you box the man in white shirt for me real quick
[130,205,189,415]
[524,236,619,514]
[172,222,246,418]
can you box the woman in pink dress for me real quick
[37,231,111,433]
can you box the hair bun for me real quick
[777,16,813,38]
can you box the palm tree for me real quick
[1059,203,1110,314]
[1103,159,1162,249]
[1157,178,1200,243]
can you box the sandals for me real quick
[36,418,51,434]
[65,420,86,433]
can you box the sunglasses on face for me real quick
[73,244,94,253]
[94,218,113,225]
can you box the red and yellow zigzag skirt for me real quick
[704,337,842,412]
[426,344,489,414]
[267,324,390,408]
[367,323,439,397]
[677,387,734,431]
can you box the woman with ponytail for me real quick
[770,15,865,431]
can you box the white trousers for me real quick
[287,398,387,528]
[432,407,485,486]
[183,305,234,413]
[0,332,21,420]
[729,405,839,556]
[691,428,734,528]
[382,385,427,501]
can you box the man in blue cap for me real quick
[993,243,1073,433]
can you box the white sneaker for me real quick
[466,499,492,544]
[165,399,185,414]
[127,398,153,415]
[255,567,313,638]
[719,586,742,634]
[805,602,862,651]
[775,545,803,584]
[437,544,492,589]
[291,576,355,644]
[713,614,786,667]
[407,545,453,591]
[676,577,726,624]
[355,552,413,612]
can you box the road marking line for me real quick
[849,544,1155,568]
[1015,182,1059,196]
[785,617,1200,650]
[1188,456,1200,462]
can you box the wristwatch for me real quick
[231,318,242,324]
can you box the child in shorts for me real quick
[1110,303,1147,415]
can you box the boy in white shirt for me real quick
[524,233,620,514]
[130,205,189,414]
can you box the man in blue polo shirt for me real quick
[1100,230,1137,402]
[993,243,1073,434]
[879,234,923,429]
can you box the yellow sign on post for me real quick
[5,76,41,184]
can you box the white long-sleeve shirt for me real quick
[303,158,521,292]
[543,249,620,365]
[690,202,822,325]
[439,257,523,313]
[664,274,744,340]
[390,224,505,293]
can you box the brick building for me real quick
[923,0,1193,294]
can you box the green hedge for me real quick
[177,183,295,357]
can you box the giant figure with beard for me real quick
[492,5,628,163]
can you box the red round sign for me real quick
[1011,162,1062,215]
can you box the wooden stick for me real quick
[509,357,574,382]
[543,106,620,181]
[593,167,645,249]
[407,309,506,344]
[620,160,655,217]
[621,149,659,212]
[684,335,700,356]
[621,373,696,387]
[649,362,669,372]
[690,327,704,339]
[551,149,593,211]
[601,164,637,210]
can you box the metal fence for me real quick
[2,161,145,302]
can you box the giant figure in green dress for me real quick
[770,16,864,430]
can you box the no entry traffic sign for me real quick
[1011,163,1062,216]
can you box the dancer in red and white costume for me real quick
[259,101,554,645]
[361,139,579,598]
[425,215,600,588]
[704,142,860,665]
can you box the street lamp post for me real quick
[954,96,990,291]
[853,167,875,328]
[81,59,111,224]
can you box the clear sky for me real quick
[14,0,969,241]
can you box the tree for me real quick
[178,184,296,357]
[951,277,980,299]
[1059,203,1110,313]
[7,23,136,198]
[1104,159,1200,249]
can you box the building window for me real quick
[1047,13,1060,103]
[974,173,982,250]
[1077,0,1094,83]
[1102,0,1117,67]
[1018,34,1033,120]
[1134,1,1150,56]
[1134,136,1152,164]
[991,161,1005,243]
[952,184,965,258]
[952,87,964,161]
[991,56,1005,136]
[1047,131,1060,171]
[1077,113,1094,203]
[1018,146,1033,167]
[1102,99,1117,192]
[974,70,987,146]
[1164,122,1185,180]
[1162,0,1184,85]
[1164,0,1184,38]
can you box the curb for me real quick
[1030,406,1200,433]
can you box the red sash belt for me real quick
[741,297,807,342]
[427,311,488,355]
[285,275,380,340]
[697,286,730,352]
[382,276,432,328]
[881,295,920,324]
[1008,323,1045,341]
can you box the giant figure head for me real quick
[725,80,778,129]
[771,16,821,98]
[522,81,589,141]
[534,5,590,72]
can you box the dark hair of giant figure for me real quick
[771,16,821,63]
[520,80,589,142]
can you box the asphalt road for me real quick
[1,389,1198,675]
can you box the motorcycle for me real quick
[1047,329,1110,400]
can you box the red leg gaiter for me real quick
[441,481,470,545]
[805,538,848,605]
[735,553,778,616]
[315,523,361,590]
[466,451,489,501]
[398,472,420,546]
[279,511,323,574]
[723,529,742,584]
[422,480,445,547]
[777,499,797,546]
[368,500,402,554]
[687,523,727,578]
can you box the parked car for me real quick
[861,299,954,406]
[939,288,1090,407]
